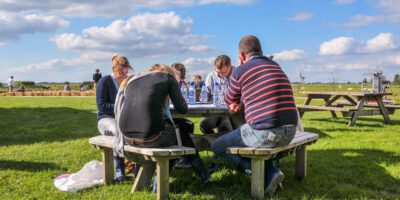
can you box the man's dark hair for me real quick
[214,55,231,70]
[11,76,13,78]
[96,69,100,73]
[239,35,263,56]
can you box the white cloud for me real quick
[273,49,305,61]
[285,12,314,21]
[181,57,215,78]
[0,11,69,45]
[319,33,398,55]
[365,33,397,53]
[344,15,385,27]
[0,0,255,18]
[341,0,400,27]
[320,37,359,55]
[333,0,355,5]
[52,12,215,57]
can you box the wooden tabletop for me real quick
[170,104,230,117]
[300,91,392,96]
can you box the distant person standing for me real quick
[7,76,14,92]
[93,68,102,90]
[63,82,71,91]
[193,75,204,89]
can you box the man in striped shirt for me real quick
[212,35,298,196]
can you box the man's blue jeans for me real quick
[211,124,296,174]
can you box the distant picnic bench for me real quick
[298,91,395,126]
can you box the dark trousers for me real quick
[124,118,199,162]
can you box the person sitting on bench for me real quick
[211,35,298,196]
[118,64,216,185]
[96,54,132,181]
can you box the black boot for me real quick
[190,158,217,183]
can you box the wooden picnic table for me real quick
[170,104,246,129]
[298,91,393,126]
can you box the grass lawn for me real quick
[0,96,399,199]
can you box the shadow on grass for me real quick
[0,160,65,171]
[169,149,400,199]
[0,107,98,146]
[308,117,393,128]
[304,127,330,138]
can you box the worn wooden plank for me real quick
[156,158,169,200]
[102,148,114,185]
[297,105,355,112]
[89,136,195,157]
[295,145,306,181]
[251,158,265,199]
[228,132,319,156]
[131,163,156,192]
[238,147,255,155]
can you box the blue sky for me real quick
[1,0,399,83]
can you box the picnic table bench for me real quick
[89,135,196,200]
[298,91,393,126]
[227,131,319,199]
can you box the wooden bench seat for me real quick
[297,105,356,112]
[227,131,319,199]
[89,135,196,200]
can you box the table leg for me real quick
[295,145,307,181]
[251,158,265,199]
[299,97,312,118]
[156,158,169,200]
[375,96,392,124]
[131,163,156,192]
[323,97,337,118]
[348,98,365,126]
[102,148,114,185]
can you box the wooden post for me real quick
[102,148,114,185]
[375,96,392,124]
[323,97,337,118]
[131,163,156,192]
[348,98,365,126]
[251,158,265,199]
[295,145,306,181]
[300,96,312,118]
[156,158,169,200]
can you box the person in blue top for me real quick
[96,54,132,181]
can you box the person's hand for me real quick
[228,103,243,113]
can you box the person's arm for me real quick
[96,77,115,114]
[225,71,242,111]
[168,74,188,114]
[205,72,214,100]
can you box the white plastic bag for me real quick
[54,160,104,192]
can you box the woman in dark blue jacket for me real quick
[96,54,132,181]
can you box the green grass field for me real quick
[0,96,399,199]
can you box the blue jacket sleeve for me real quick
[96,77,115,116]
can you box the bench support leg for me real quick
[131,163,156,192]
[102,148,114,185]
[156,158,169,200]
[251,158,265,199]
[295,145,307,181]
